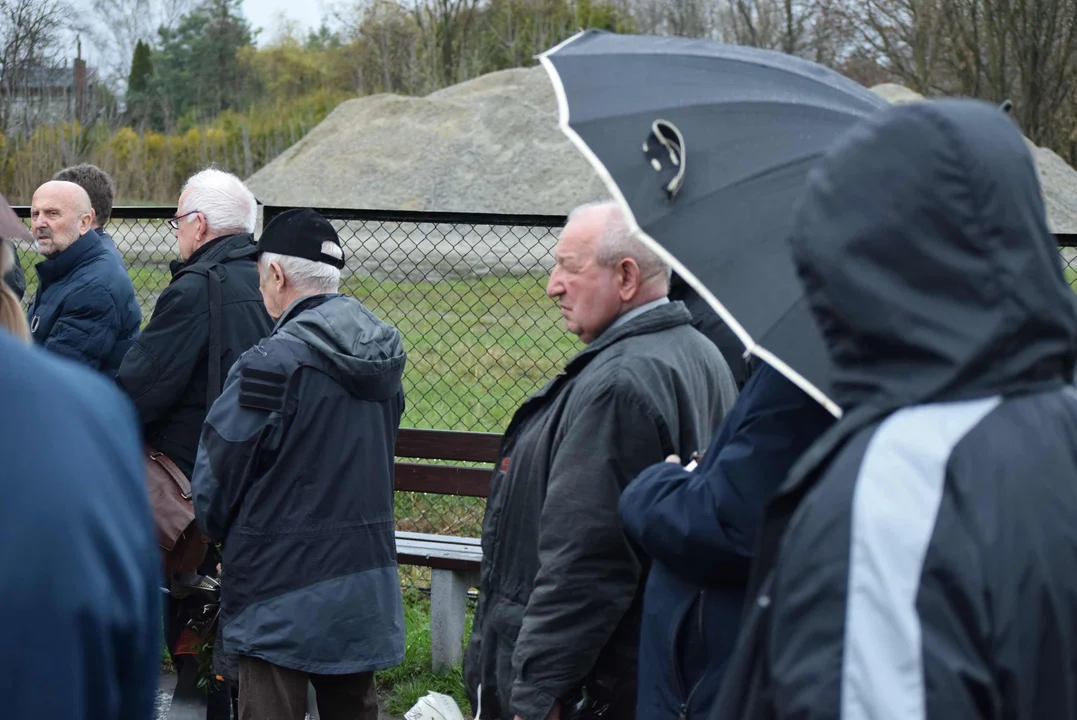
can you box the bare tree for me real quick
[0,0,71,134]
[411,0,481,89]
[83,0,195,93]
[843,0,1077,155]
[720,0,829,57]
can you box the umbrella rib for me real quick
[569,97,872,125]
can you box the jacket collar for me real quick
[34,231,105,288]
[500,301,693,443]
[563,300,692,375]
[271,293,339,334]
[170,232,255,277]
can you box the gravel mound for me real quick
[245,66,606,215]
[242,70,1077,282]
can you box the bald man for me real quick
[26,180,141,376]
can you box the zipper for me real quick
[677,590,708,720]
[670,594,693,719]
[480,434,515,585]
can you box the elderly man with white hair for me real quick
[464,201,738,720]
[119,167,273,479]
[191,208,407,720]
[117,168,274,714]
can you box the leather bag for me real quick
[145,447,209,576]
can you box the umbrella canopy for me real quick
[0,192,30,244]
[538,30,890,416]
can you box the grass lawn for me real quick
[20,253,580,435]
[20,250,580,538]
[376,589,475,717]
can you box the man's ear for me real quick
[619,257,642,301]
[79,209,96,235]
[272,261,286,290]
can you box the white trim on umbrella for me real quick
[537,35,842,418]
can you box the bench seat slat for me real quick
[396,535,483,573]
[396,539,483,559]
[396,530,481,547]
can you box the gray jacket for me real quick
[192,293,407,674]
[463,301,737,720]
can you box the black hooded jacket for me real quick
[713,99,1077,719]
[668,273,751,388]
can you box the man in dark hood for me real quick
[192,208,406,720]
[713,99,1077,719]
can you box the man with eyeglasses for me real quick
[117,167,273,719]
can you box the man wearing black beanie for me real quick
[191,208,408,720]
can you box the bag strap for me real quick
[205,265,223,408]
[174,262,225,408]
[147,448,191,498]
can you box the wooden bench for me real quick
[393,428,500,673]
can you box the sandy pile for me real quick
[245,66,607,215]
[242,69,1076,282]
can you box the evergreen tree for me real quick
[128,40,153,94]
[125,39,155,126]
[150,0,258,130]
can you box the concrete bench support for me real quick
[430,568,479,674]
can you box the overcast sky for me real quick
[242,0,327,45]
[63,0,332,78]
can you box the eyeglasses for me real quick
[168,209,201,230]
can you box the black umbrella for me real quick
[539,30,890,416]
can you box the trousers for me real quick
[238,655,379,720]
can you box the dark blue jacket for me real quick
[26,230,141,377]
[192,294,407,674]
[0,330,161,720]
[619,363,834,720]
[97,228,124,263]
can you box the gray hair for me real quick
[179,167,257,236]
[260,241,343,294]
[571,201,670,284]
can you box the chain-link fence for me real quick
[13,207,1077,560]
[13,206,579,572]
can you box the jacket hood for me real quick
[277,295,406,398]
[790,99,1077,411]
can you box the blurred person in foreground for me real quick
[0,234,160,719]
[619,361,835,720]
[714,99,1077,719]
[192,208,407,720]
[463,200,738,720]
[26,180,141,375]
[54,163,124,262]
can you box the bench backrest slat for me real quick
[395,428,501,463]
[394,462,491,497]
